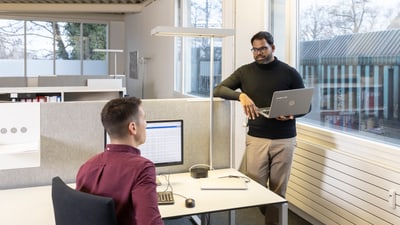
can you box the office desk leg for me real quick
[279,202,288,225]
[199,213,210,225]
[201,214,206,225]
[229,210,236,225]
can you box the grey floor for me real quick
[164,207,312,225]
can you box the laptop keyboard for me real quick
[157,191,175,205]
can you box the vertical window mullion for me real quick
[80,23,83,76]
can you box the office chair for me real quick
[51,176,118,225]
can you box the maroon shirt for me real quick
[76,144,164,225]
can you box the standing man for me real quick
[76,97,164,225]
[214,31,307,225]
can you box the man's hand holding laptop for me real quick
[239,92,294,121]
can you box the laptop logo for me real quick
[289,100,295,106]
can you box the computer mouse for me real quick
[185,198,195,208]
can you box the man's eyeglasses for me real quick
[250,46,268,53]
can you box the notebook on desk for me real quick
[200,177,248,190]
[257,87,314,118]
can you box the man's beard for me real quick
[255,53,273,64]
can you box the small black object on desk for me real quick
[189,164,210,178]
[185,198,195,208]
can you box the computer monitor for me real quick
[104,119,184,167]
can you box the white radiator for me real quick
[287,138,400,225]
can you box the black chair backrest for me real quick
[51,176,118,225]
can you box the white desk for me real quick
[0,168,287,225]
[157,168,288,225]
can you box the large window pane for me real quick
[82,23,107,75]
[55,22,81,75]
[55,22,108,76]
[0,19,24,76]
[26,21,54,76]
[176,0,223,97]
[0,18,108,78]
[295,0,400,146]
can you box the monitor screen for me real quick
[105,119,184,167]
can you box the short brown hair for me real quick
[101,96,142,138]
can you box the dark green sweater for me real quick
[213,57,305,139]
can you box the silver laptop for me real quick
[258,88,314,118]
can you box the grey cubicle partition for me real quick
[37,75,126,87]
[0,98,231,189]
[0,75,126,88]
[0,77,27,87]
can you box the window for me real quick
[0,19,24,76]
[0,18,108,77]
[272,0,400,146]
[26,21,55,76]
[175,0,223,97]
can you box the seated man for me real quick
[76,96,164,225]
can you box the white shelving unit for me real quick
[0,86,126,103]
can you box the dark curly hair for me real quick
[251,31,274,45]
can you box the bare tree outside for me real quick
[190,0,222,28]
[300,0,400,41]
[176,0,223,96]
[0,20,24,59]
[299,4,334,40]
[0,18,107,76]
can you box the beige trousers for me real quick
[240,135,296,225]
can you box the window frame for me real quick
[174,0,232,98]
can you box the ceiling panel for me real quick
[0,0,147,3]
[0,0,154,13]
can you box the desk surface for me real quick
[0,168,287,225]
[157,168,287,218]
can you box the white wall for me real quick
[124,1,176,99]
[230,0,269,168]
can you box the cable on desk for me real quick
[157,174,195,206]
[158,174,173,193]
[157,175,188,198]
[173,193,189,200]
[217,175,251,183]
[157,174,175,205]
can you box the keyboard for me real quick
[157,191,175,205]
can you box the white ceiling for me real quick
[0,0,147,3]
[0,0,154,13]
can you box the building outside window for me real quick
[0,18,108,77]
[272,0,400,146]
